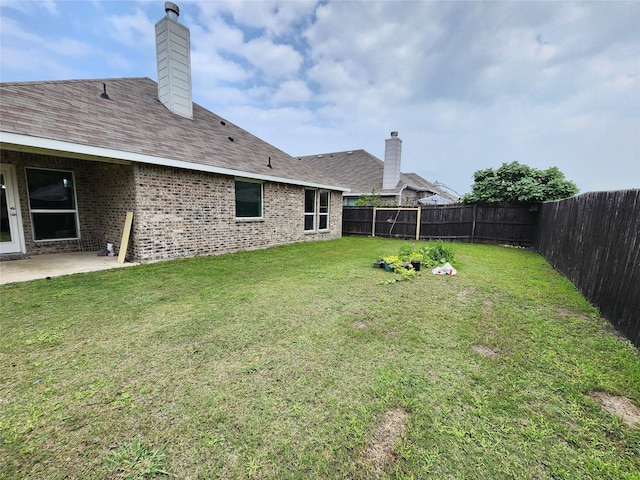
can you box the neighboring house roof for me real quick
[300,149,457,202]
[0,77,348,191]
[300,150,388,195]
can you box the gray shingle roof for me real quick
[300,149,457,201]
[0,77,347,190]
[300,150,387,194]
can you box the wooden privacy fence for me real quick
[343,204,537,246]
[535,189,640,349]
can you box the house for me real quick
[0,3,348,263]
[300,131,458,206]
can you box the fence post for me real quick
[372,207,377,237]
[416,207,421,240]
[471,204,477,243]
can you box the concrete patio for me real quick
[0,252,139,285]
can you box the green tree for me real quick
[461,161,578,205]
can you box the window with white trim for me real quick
[304,189,316,231]
[318,191,329,230]
[235,179,263,218]
[304,189,330,232]
[26,168,79,241]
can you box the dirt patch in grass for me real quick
[352,321,367,329]
[360,407,408,476]
[456,289,471,301]
[591,391,640,428]
[552,307,634,344]
[553,306,593,323]
[472,344,497,357]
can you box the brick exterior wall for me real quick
[401,190,424,206]
[1,150,132,255]
[130,164,342,262]
[93,162,136,251]
[1,151,342,262]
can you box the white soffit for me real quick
[0,132,349,192]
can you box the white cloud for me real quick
[0,0,59,15]
[191,50,251,85]
[41,0,58,15]
[190,15,246,54]
[272,79,311,104]
[190,0,316,38]
[307,60,359,92]
[243,36,303,79]
[0,16,91,57]
[188,3,306,82]
[304,1,439,86]
[104,8,155,48]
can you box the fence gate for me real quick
[372,207,421,239]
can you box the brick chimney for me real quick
[383,131,402,190]
[155,2,193,119]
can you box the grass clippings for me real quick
[591,392,640,429]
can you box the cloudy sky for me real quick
[1,0,638,196]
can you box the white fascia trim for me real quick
[0,132,350,192]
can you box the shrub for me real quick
[419,241,455,267]
[398,243,415,261]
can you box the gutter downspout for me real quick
[398,184,408,206]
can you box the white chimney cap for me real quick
[165,2,179,19]
[390,131,398,137]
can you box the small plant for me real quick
[419,241,455,267]
[376,277,398,285]
[382,255,417,282]
[105,439,169,479]
[410,252,422,262]
[382,255,403,271]
[396,265,417,281]
[398,243,415,261]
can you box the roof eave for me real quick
[1,132,350,192]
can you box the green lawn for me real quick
[1,237,638,479]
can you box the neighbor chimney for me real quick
[383,131,402,190]
[155,2,193,119]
